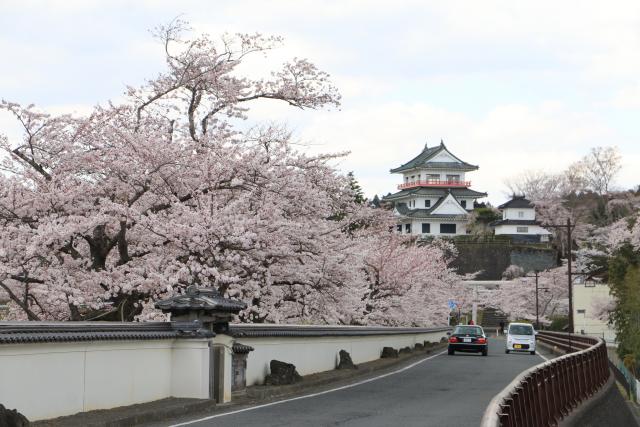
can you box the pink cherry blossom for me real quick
[0,22,462,325]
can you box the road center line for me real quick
[170,350,447,426]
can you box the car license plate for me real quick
[514,344,522,349]
[463,338,472,343]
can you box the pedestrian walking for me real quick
[499,321,505,336]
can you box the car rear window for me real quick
[454,326,483,335]
[509,325,534,335]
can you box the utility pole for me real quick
[567,217,573,334]
[534,272,539,329]
[545,217,575,334]
[523,271,548,330]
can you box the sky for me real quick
[1,0,639,204]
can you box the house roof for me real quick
[390,141,478,173]
[382,187,487,201]
[498,196,535,209]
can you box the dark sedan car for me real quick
[447,325,488,356]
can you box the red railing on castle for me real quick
[397,180,471,190]
[480,331,610,427]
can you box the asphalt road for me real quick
[170,337,546,427]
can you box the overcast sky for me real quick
[1,1,639,204]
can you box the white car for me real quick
[505,322,537,355]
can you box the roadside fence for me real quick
[607,346,639,404]
[481,331,609,427]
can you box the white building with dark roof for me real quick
[382,141,487,236]
[490,196,551,242]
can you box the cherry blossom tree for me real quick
[0,21,347,322]
[577,146,622,195]
[0,21,463,325]
[358,229,461,326]
[490,266,569,323]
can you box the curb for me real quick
[32,399,216,427]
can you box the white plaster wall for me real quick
[573,284,617,344]
[170,340,211,399]
[494,224,550,235]
[410,197,438,209]
[0,343,86,420]
[431,196,467,215]
[430,151,458,163]
[238,331,448,386]
[503,208,536,220]
[0,339,210,421]
[411,219,468,236]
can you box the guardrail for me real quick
[481,331,609,427]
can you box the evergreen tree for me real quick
[347,171,366,204]
[608,243,640,376]
[370,195,381,208]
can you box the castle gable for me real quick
[430,193,469,215]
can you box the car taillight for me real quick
[448,336,458,343]
[477,337,486,344]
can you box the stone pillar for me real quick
[211,334,234,403]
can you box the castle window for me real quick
[518,211,524,218]
[440,224,456,234]
[446,174,460,182]
[397,225,402,233]
[516,226,528,233]
[460,200,467,208]
[405,223,412,233]
[425,199,431,208]
[422,223,430,233]
[427,174,440,182]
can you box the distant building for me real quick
[382,141,487,236]
[573,281,616,344]
[490,196,551,243]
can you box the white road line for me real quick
[536,351,549,362]
[170,350,447,426]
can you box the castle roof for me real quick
[393,191,471,219]
[390,141,478,173]
[498,196,535,209]
[382,187,487,202]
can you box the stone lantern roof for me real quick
[155,285,247,333]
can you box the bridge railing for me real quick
[481,331,609,427]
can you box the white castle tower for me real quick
[382,140,487,236]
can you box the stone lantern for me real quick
[155,285,247,334]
